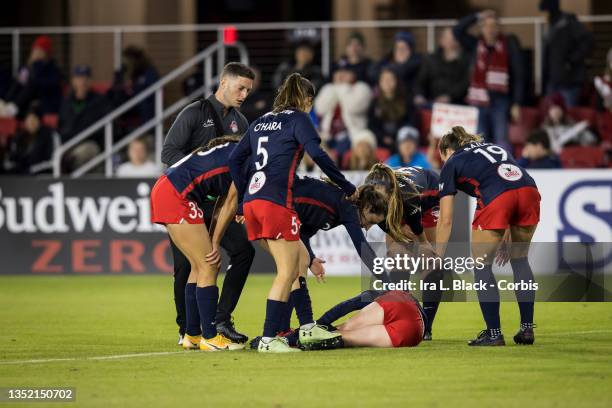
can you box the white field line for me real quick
[0,351,184,365]
[2,329,612,366]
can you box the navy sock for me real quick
[196,285,219,339]
[263,299,286,338]
[290,277,314,326]
[475,263,500,330]
[278,298,292,333]
[318,290,374,327]
[511,257,535,324]
[185,283,201,336]
[422,268,444,332]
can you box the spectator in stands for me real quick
[594,47,612,112]
[108,46,159,124]
[414,27,470,107]
[273,40,324,91]
[314,65,371,159]
[454,10,524,149]
[368,67,414,152]
[240,67,271,122]
[59,65,112,173]
[540,0,593,107]
[116,138,161,178]
[518,130,562,169]
[345,129,378,170]
[385,125,430,169]
[4,108,54,174]
[333,32,373,84]
[541,93,597,154]
[0,36,62,118]
[372,31,422,96]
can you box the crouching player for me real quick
[316,290,425,348]
[248,177,388,350]
[150,136,244,351]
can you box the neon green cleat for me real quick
[299,323,343,350]
[257,336,301,353]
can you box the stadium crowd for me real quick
[0,2,610,175]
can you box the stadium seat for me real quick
[0,117,17,143]
[341,147,391,169]
[567,107,597,127]
[42,114,59,129]
[560,146,606,168]
[596,111,612,145]
[508,124,529,145]
[519,106,541,130]
[418,109,432,143]
[91,81,111,94]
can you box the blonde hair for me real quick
[439,126,482,155]
[364,163,413,243]
[272,73,315,113]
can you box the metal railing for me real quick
[4,15,612,93]
[51,40,248,177]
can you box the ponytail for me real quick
[439,126,482,156]
[364,163,411,243]
[273,73,316,113]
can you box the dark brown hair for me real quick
[439,126,482,156]
[205,135,242,150]
[364,163,413,243]
[273,73,315,113]
[221,62,255,80]
[356,184,387,217]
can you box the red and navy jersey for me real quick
[229,109,355,210]
[164,142,234,205]
[294,177,378,276]
[395,167,440,213]
[439,142,537,209]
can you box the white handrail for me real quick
[1,15,611,34]
[53,41,248,177]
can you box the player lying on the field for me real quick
[247,178,389,350]
[319,290,425,348]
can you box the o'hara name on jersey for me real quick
[254,121,282,132]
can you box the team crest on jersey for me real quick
[248,171,266,194]
[230,120,239,133]
[497,163,523,181]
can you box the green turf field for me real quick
[1,275,611,407]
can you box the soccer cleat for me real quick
[468,330,506,346]
[298,322,343,351]
[257,336,301,353]
[216,319,248,344]
[200,333,245,351]
[513,327,535,345]
[249,336,262,350]
[178,334,185,346]
[423,330,432,341]
[182,334,202,350]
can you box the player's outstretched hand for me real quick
[206,243,222,267]
[346,190,359,202]
[310,257,327,283]
[495,242,511,267]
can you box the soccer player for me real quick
[151,136,244,351]
[316,290,425,348]
[270,177,388,349]
[229,73,356,353]
[364,164,443,340]
[436,126,540,346]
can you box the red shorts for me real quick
[422,206,440,228]
[375,290,424,347]
[243,199,301,241]
[473,186,540,231]
[150,176,204,225]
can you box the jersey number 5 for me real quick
[474,145,508,163]
[255,136,269,170]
